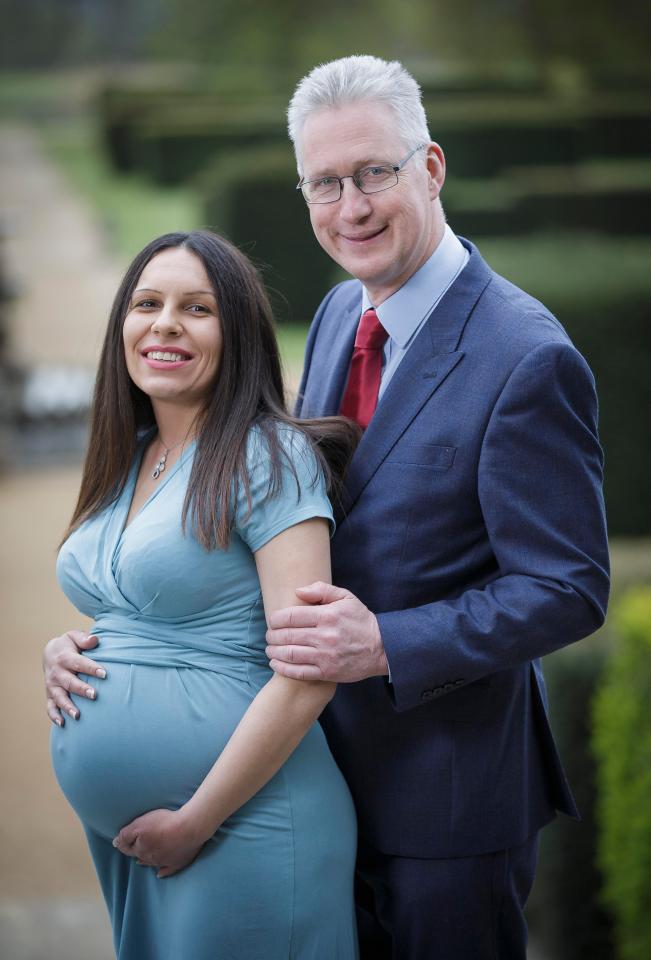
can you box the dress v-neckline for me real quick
[120,434,196,537]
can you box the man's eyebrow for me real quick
[305,157,391,178]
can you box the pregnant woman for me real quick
[50,230,359,959]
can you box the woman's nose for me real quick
[151,305,182,335]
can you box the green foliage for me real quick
[527,633,615,959]
[40,118,201,261]
[527,544,651,957]
[592,589,651,960]
[198,144,337,324]
[478,234,651,537]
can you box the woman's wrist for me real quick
[178,796,222,845]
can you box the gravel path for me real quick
[0,121,115,958]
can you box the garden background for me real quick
[1,1,650,957]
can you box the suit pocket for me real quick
[386,442,456,469]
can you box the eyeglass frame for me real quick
[296,143,428,204]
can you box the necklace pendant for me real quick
[152,453,167,480]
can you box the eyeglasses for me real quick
[297,143,427,204]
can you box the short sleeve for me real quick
[234,425,335,553]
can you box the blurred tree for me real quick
[2,0,649,83]
[0,0,160,68]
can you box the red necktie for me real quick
[340,308,389,429]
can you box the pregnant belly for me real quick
[50,662,257,840]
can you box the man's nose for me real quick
[338,179,372,221]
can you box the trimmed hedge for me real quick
[478,234,651,537]
[527,634,615,960]
[592,588,651,960]
[445,160,651,236]
[198,144,336,325]
[526,545,651,958]
[98,84,286,180]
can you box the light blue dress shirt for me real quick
[361,225,469,399]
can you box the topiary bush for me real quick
[197,144,337,324]
[477,234,651,537]
[592,588,651,960]
[526,633,615,960]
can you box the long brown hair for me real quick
[65,230,358,549]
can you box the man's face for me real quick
[299,101,445,306]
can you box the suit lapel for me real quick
[342,242,492,511]
[302,294,360,417]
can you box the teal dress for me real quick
[51,427,358,960]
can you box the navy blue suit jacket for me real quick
[296,239,609,859]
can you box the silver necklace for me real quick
[151,436,186,480]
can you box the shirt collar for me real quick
[361,225,468,348]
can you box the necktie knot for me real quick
[355,308,388,350]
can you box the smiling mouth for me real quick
[341,226,387,244]
[145,350,188,362]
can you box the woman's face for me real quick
[122,247,223,412]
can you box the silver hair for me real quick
[288,54,432,174]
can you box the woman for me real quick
[49,230,359,959]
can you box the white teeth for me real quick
[146,351,186,362]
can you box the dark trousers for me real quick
[355,833,539,960]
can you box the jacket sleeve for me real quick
[377,339,610,713]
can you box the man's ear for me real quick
[426,142,446,199]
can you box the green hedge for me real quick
[98,85,286,181]
[527,634,615,959]
[478,234,651,537]
[445,159,651,236]
[527,545,651,958]
[198,144,336,324]
[592,588,651,960]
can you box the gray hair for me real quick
[288,55,431,174]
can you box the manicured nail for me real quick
[95,668,107,678]
[86,688,96,699]
[55,717,63,727]
[69,708,79,719]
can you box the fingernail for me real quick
[89,635,99,642]
[112,838,118,847]
[96,668,107,679]
[86,688,96,699]
[55,717,63,727]
[69,708,79,719]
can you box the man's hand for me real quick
[43,630,106,726]
[113,808,206,879]
[265,581,389,682]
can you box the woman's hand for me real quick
[113,808,207,879]
[43,630,107,726]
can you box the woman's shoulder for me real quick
[245,420,318,475]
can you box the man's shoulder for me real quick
[317,277,362,319]
[468,248,573,357]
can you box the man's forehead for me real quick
[301,102,403,173]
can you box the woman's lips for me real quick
[143,357,192,370]
[141,348,194,371]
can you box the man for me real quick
[45,56,609,959]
